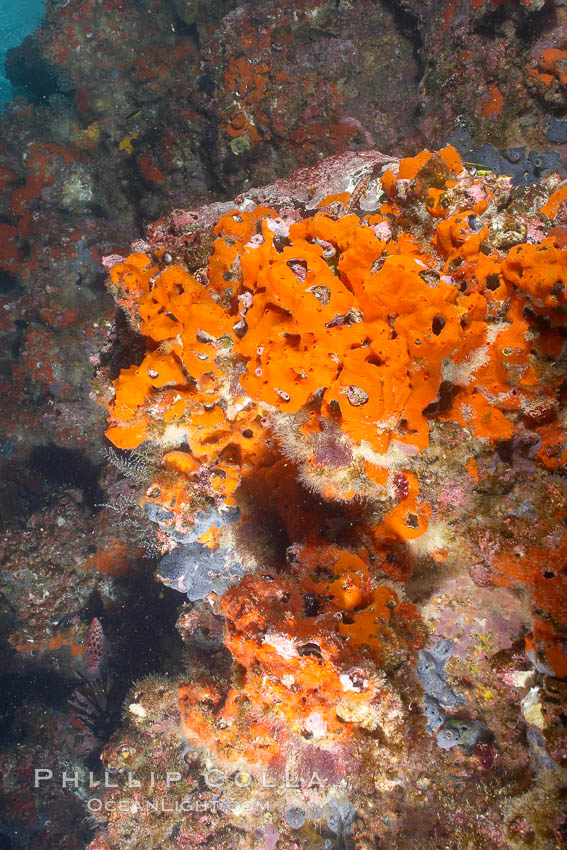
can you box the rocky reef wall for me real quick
[1,1,567,849]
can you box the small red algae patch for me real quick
[84,539,134,577]
[480,84,504,117]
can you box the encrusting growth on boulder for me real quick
[98,145,567,792]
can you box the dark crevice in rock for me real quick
[5,36,63,103]
[382,0,424,84]
[28,444,104,509]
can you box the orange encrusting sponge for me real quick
[104,145,567,540]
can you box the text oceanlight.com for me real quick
[84,797,271,815]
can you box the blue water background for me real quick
[0,0,47,106]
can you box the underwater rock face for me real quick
[3,0,567,494]
[396,0,567,161]
[87,147,567,849]
[3,1,567,846]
